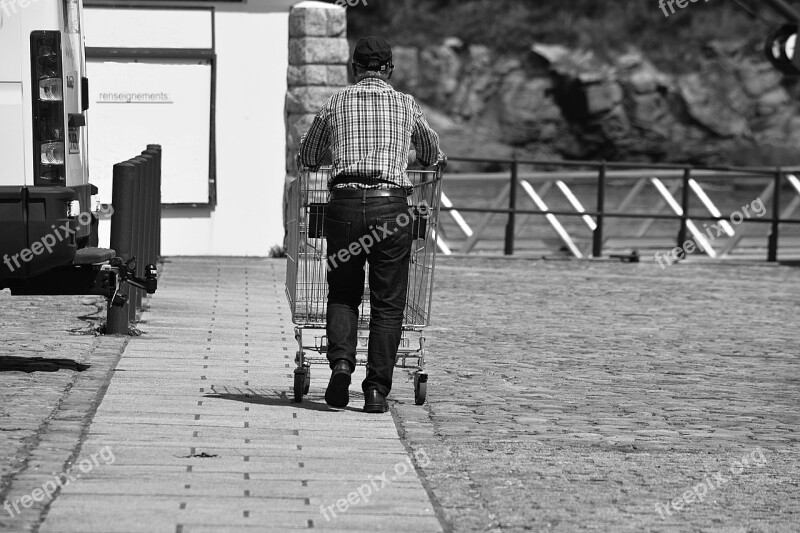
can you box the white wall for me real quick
[161,11,289,256]
[90,2,293,256]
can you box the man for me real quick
[298,36,445,413]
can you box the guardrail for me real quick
[439,157,800,261]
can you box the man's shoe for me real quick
[364,388,388,413]
[325,360,352,408]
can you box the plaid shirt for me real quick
[298,78,444,190]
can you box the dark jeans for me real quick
[324,195,411,397]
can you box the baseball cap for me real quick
[352,36,393,70]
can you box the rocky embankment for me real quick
[390,38,800,170]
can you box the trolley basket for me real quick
[285,166,443,405]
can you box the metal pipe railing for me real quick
[504,160,518,255]
[451,155,791,175]
[439,205,800,223]
[445,169,777,182]
[444,156,800,261]
[593,162,606,258]
[769,170,783,262]
[678,169,691,254]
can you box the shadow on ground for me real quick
[0,356,89,373]
[204,386,363,412]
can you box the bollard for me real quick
[144,146,162,263]
[126,159,137,324]
[146,145,162,261]
[141,151,154,267]
[130,157,145,318]
[144,151,157,267]
[108,163,136,335]
[107,146,161,333]
[135,155,153,311]
[136,154,155,272]
[128,158,138,322]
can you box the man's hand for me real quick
[296,153,320,172]
[412,152,447,171]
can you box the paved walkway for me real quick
[34,258,441,532]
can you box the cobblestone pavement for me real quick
[392,257,800,532]
[0,293,126,531]
[2,257,799,532]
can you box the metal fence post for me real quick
[768,169,782,262]
[504,159,518,256]
[677,168,691,254]
[592,162,606,258]
[107,163,135,335]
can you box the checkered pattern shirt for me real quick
[297,78,444,191]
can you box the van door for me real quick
[0,8,26,186]
[0,5,22,81]
[63,1,89,188]
[0,85,27,187]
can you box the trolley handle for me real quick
[299,165,330,173]
[435,154,448,173]
[299,162,445,173]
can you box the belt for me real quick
[329,188,407,200]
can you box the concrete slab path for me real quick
[37,258,442,533]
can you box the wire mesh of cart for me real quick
[285,165,443,405]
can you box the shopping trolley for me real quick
[285,166,443,405]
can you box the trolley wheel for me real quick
[293,370,305,403]
[414,372,428,405]
[303,366,311,394]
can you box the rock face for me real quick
[389,39,800,168]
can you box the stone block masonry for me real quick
[285,1,350,177]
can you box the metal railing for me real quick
[437,157,800,261]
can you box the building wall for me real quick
[156,8,290,256]
[86,0,296,256]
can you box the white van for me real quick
[0,0,110,292]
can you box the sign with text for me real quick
[86,59,212,205]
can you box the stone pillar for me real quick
[285,1,349,176]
